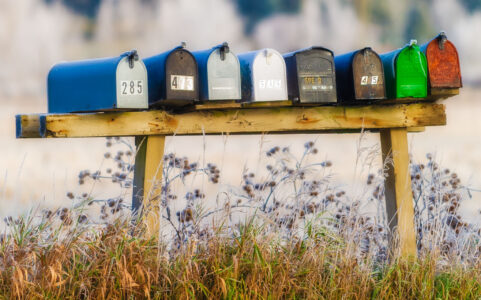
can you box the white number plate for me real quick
[121,80,144,95]
[171,75,194,91]
[360,76,379,86]
[258,79,282,89]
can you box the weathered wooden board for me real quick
[380,128,417,257]
[16,103,446,138]
[379,88,459,105]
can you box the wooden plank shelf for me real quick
[191,89,458,111]
[16,103,446,139]
[14,98,456,258]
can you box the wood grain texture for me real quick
[16,103,446,138]
[380,128,417,257]
[16,115,44,138]
[141,135,165,238]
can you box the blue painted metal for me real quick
[192,47,212,100]
[48,50,143,113]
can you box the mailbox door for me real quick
[165,50,199,101]
[116,57,148,109]
[252,50,287,101]
[296,50,336,103]
[352,48,386,100]
[396,45,427,98]
[207,49,241,100]
[425,40,462,88]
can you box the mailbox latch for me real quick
[219,42,230,61]
[125,50,139,69]
[437,31,447,50]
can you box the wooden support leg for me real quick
[132,135,165,238]
[380,128,417,257]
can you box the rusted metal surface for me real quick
[284,47,337,104]
[335,47,386,102]
[165,49,199,101]
[421,32,462,89]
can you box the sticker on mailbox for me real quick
[360,76,379,85]
[121,80,144,95]
[301,76,333,91]
[171,75,194,91]
[259,79,281,89]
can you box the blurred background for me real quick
[1,0,481,221]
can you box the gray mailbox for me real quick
[192,42,241,101]
[237,48,288,102]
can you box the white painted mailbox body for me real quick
[237,48,288,102]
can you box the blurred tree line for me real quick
[44,0,481,44]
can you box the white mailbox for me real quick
[237,48,288,102]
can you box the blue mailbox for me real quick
[48,50,148,113]
[143,43,199,107]
[192,42,241,101]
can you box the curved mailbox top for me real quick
[48,50,148,113]
[420,32,462,89]
[143,43,199,106]
[335,47,386,102]
[237,48,288,102]
[192,42,241,101]
[283,47,337,104]
[380,41,428,99]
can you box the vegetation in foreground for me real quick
[1,137,481,299]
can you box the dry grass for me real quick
[1,138,481,299]
[1,212,481,299]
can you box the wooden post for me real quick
[132,135,165,238]
[380,128,417,257]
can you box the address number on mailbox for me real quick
[171,75,194,91]
[121,80,144,95]
[360,76,379,85]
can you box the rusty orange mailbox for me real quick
[420,32,462,90]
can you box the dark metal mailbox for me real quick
[48,50,148,113]
[334,47,386,102]
[237,48,287,102]
[380,40,428,99]
[192,42,241,101]
[283,47,337,103]
[420,32,462,90]
[143,43,199,106]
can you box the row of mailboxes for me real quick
[47,33,462,113]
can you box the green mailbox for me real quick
[380,40,428,99]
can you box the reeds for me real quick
[1,138,481,299]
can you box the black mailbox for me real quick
[334,47,386,103]
[143,43,199,106]
[283,47,337,104]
